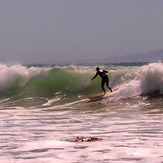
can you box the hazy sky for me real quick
[0,0,163,64]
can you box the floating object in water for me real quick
[67,136,102,142]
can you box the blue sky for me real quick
[0,0,163,64]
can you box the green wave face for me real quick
[24,68,91,97]
[1,66,102,98]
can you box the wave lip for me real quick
[0,64,51,96]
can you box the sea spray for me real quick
[138,62,163,94]
[111,62,163,99]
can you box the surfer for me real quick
[91,67,113,94]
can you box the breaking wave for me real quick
[0,62,162,99]
[111,62,163,99]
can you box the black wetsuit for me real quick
[92,70,113,93]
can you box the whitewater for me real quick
[0,62,163,162]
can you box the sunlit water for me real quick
[0,96,163,163]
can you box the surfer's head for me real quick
[96,67,100,71]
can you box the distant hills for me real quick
[53,49,163,65]
[105,49,163,63]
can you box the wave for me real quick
[0,64,95,98]
[0,62,162,99]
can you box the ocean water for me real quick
[0,62,163,163]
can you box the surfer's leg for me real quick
[101,80,106,94]
[106,77,113,92]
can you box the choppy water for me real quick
[0,62,163,162]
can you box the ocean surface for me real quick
[0,62,163,163]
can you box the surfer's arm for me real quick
[103,70,108,73]
[91,72,98,81]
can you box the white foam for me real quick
[0,64,29,91]
[138,62,163,94]
[17,140,72,152]
[0,64,51,92]
[43,97,61,106]
[110,62,163,99]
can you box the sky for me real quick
[0,0,163,64]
